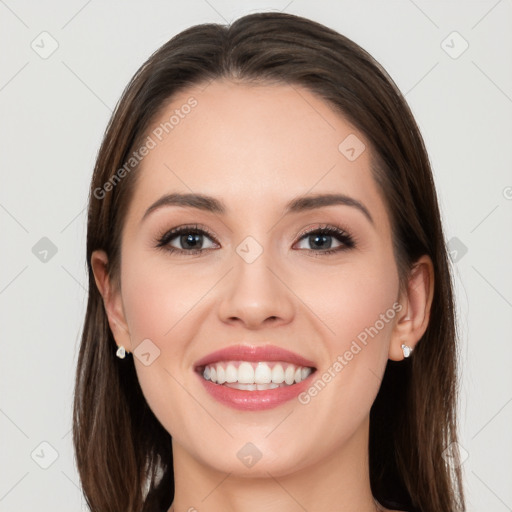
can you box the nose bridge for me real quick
[217,233,295,327]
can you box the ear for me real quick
[91,250,132,353]
[389,255,434,361]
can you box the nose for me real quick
[217,246,295,330]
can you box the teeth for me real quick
[238,362,254,384]
[224,382,281,391]
[271,364,285,384]
[284,365,295,385]
[225,363,237,383]
[216,366,226,384]
[202,361,313,387]
[256,383,279,390]
[254,362,272,384]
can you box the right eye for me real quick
[155,224,219,255]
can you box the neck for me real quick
[168,416,380,512]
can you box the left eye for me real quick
[295,230,344,251]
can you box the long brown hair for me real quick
[73,12,465,511]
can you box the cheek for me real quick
[120,248,207,349]
[118,251,203,436]
[291,258,399,444]
[307,255,399,350]
[118,247,220,418]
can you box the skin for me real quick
[92,80,434,512]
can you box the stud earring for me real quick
[116,346,127,359]
[401,344,413,358]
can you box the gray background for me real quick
[1,1,511,510]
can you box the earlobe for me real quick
[389,255,434,361]
[90,250,132,353]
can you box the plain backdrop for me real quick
[1,1,511,510]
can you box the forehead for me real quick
[127,79,389,228]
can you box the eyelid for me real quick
[155,223,220,249]
[293,223,356,251]
[295,223,351,240]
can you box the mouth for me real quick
[193,345,317,410]
[196,360,315,390]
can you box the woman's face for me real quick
[102,80,404,477]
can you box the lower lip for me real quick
[196,370,316,411]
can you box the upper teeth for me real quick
[203,361,312,385]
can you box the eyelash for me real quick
[155,223,356,257]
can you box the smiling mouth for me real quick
[196,360,316,391]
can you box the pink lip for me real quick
[194,344,317,369]
[194,344,317,411]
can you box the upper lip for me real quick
[194,344,317,370]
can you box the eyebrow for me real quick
[141,192,374,225]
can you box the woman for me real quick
[73,11,466,512]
